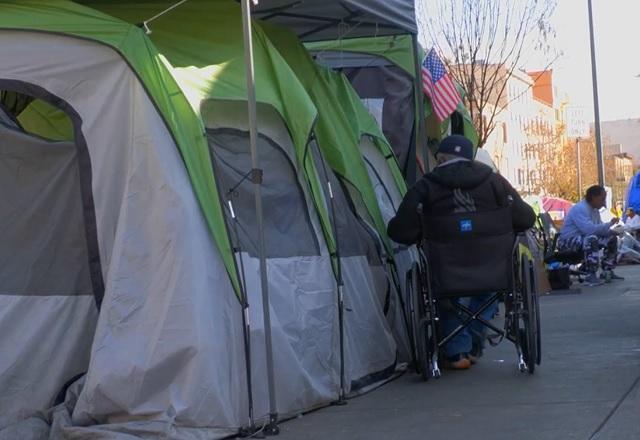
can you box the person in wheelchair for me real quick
[387,135,536,370]
[557,185,623,286]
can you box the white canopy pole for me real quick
[240,0,280,434]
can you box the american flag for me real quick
[422,49,461,121]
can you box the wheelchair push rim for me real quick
[410,261,439,381]
[516,254,540,374]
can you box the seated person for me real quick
[558,185,622,285]
[612,202,624,220]
[387,135,536,370]
[625,208,640,237]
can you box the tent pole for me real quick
[227,197,258,436]
[412,35,429,179]
[240,0,279,435]
[314,141,348,405]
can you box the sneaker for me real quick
[600,270,625,281]
[443,354,471,370]
[611,271,625,280]
[585,273,604,287]
[466,353,480,365]
[467,342,483,365]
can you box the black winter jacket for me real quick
[387,160,536,245]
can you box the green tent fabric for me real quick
[0,0,242,295]
[81,0,338,260]
[260,22,393,249]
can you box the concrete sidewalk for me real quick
[274,266,640,440]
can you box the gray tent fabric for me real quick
[254,0,417,41]
[359,136,417,362]
[0,124,93,296]
[202,100,397,402]
[201,100,345,419]
[208,128,320,258]
[1,31,249,439]
[308,141,397,389]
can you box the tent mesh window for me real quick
[337,176,385,267]
[308,140,380,262]
[0,91,74,142]
[207,128,320,258]
[341,66,416,176]
[0,90,93,296]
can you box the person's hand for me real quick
[610,217,619,225]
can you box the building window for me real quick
[502,123,508,143]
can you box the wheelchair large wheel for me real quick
[409,262,430,380]
[405,263,420,373]
[518,255,539,374]
[531,263,542,366]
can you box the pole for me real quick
[577,138,583,197]
[314,143,347,405]
[227,199,257,436]
[240,0,279,435]
[588,0,606,186]
[412,35,429,180]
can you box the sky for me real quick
[538,0,640,122]
[419,0,640,123]
[536,0,640,121]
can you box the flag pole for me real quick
[588,0,605,186]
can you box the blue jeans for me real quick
[441,293,498,358]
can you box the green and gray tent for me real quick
[308,36,479,173]
[0,1,411,438]
[262,23,417,360]
[320,70,421,360]
[0,2,247,438]
[92,0,402,408]
[308,35,427,178]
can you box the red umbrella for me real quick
[542,197,574,222]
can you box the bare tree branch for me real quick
[422,0,559,149]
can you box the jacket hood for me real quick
[426,160,494,190]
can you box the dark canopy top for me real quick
[78,0,417,40]
[251,0,417,40]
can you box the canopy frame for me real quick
[240,0,280,435]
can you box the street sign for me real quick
[565,106,589,138]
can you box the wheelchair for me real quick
[405,204,542,380]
